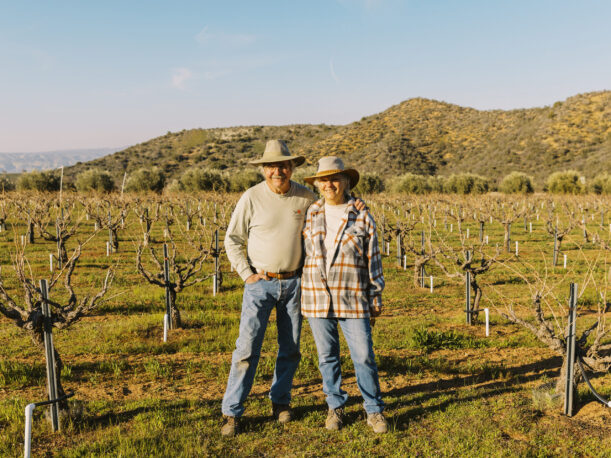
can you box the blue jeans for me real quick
[222,277,302,417]
[308,317,384,414]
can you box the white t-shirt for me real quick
[323,202,349,274]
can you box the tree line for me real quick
[1,168,610,195]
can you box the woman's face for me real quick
[317,174,349,204]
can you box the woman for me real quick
[301,156,387,433]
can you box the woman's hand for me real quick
[245,273,270,284]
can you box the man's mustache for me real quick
[271,175,287,179]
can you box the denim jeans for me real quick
[308,317,384,414]
[222,277,302,417]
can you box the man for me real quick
[221,139,316,436]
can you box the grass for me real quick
[0,193,610,456]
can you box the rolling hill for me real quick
[64,91,610,186]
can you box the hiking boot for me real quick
[367,412,389,433]
[325,407,344,431]
[221,416,240,437]
[272,403,293,424]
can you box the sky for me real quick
[0,0,610,153]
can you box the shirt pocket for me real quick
[341,229,366,260]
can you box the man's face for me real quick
[263,161,293,194]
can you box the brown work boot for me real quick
[272,403,293,424]
[366,412,389,433]
[325,407,344,431]
[221,415,240,436]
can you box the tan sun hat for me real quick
[304,156,359,189]
[248,139,305,166]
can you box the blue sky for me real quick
[0,0,609,152]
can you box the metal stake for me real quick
[213,229,219,296]
[40,280,60,432]
[564,283,577,416]
[465,251,472,325]
[163,243,173,330]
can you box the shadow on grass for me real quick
[80,399,219,429]
[383,355,562,429]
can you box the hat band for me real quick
[313,169,345,177]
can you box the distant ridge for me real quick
[0,147,124,173]
[64,91,610,185]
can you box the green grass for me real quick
[0,193,610,456]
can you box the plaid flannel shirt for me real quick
[301,198,384,318]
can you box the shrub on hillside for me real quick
[427,175,446,193]
[589,173,611,194]
[354,173,385,194]
[0,175,15,191]
[228,169,263,192]
[391,173,431,194]
[545,170,584,194]
[499,171,534,194]
[177,167,229,192]
[443,173,490,194]
[16,170,61,192]
[125,167,165,193]
[75,169,115,193]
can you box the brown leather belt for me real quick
[258,269,301,279]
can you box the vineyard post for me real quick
[55,220,62,270]
[108,211,113,253]
[553,226,559,266]
[506,223,511,252]
[27,218,35,243]
[213,229,219,296]
[396,232,402,268]
[380,215,385,253]
[163,243,173,330]
[420,231,425,288]
[479,221,484,242]
[563,282,577,417]
[186,201,190,231]
[40,279,60,431]
[465,250,472,325]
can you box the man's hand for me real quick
[245,273,270,284]
[354,197,367,212]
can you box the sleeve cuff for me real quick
[238,266,254,282]
[370,295,383,309]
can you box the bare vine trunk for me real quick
[169,289,182,328]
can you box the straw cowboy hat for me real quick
[248,139,305,166]
[304,156,360,189]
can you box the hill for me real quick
[0,147,123,173]
[64,91,610,186]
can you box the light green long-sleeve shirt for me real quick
[224,181,316,281]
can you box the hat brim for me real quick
[304,169,359,189]
[248,156,305,167]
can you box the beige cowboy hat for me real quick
[304,156,360,189]
[248,139,305,166]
